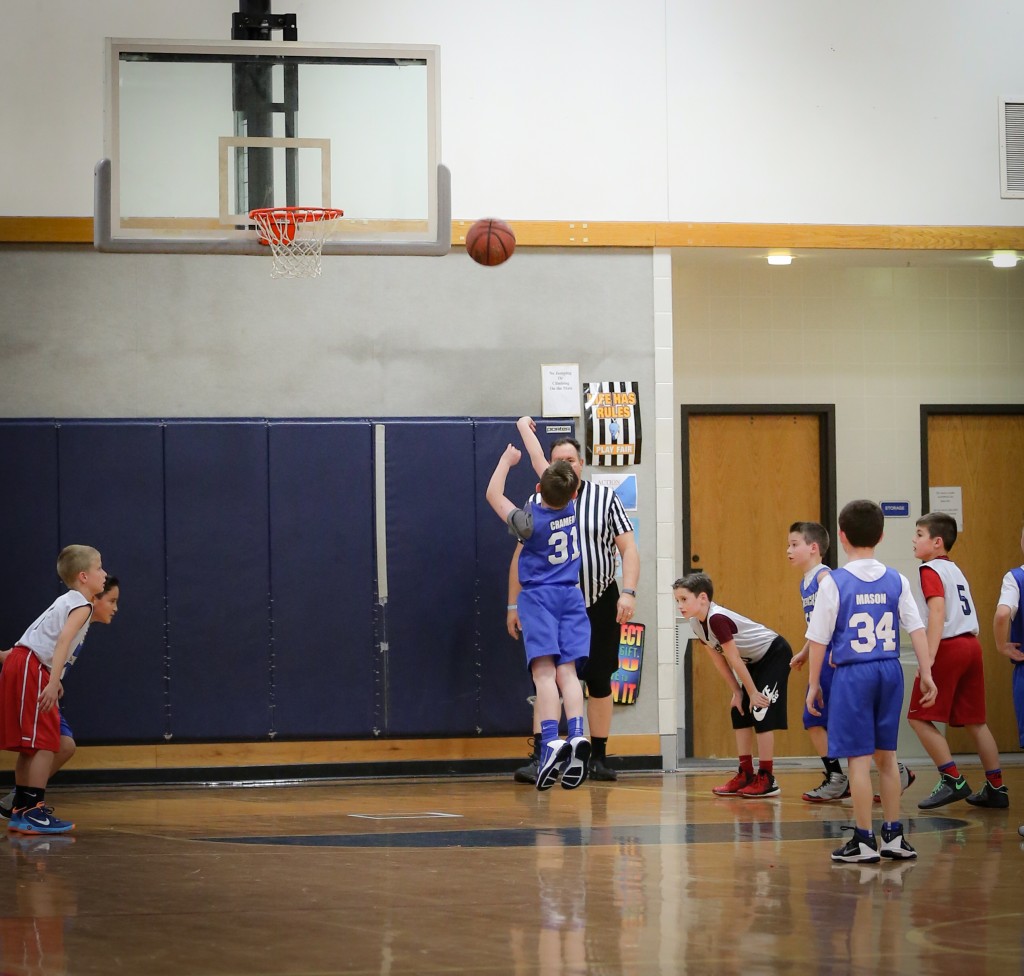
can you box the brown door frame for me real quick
[920,404,1024,512]
[678,404,837,758]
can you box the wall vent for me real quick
[1000,98,1024,198]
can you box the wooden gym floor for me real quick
[3,760,1022,976]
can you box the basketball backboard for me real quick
[96,38,449,255]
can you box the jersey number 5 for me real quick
[848,611,898,654]
[548,527,580,565]
[956,584,972,616]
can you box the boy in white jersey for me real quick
[0,545,106,835]
[908,512,1007,809]
[806,500,935,864]
[0,575,120,821]
[674,573,792,799]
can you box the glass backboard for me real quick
[96,38,449,255]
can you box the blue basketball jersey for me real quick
[513,498,582,588]
[1011,568,1024,648]
[829,566,904,667]
[800,566,831,624]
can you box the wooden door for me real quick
[926,412,1024,754]
[685,412,829,758]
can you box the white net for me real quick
[249,207,344,279]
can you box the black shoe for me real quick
[513,737,540,785]
[917,772,971,810]
[831,826,880,863]
[880,823,917,860]
[965,782,1009,809]
[588,757,618,782]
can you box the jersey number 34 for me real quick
[848,611,898,654]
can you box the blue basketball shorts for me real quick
[827,658,903,758]
[59,710,74,740]
[518,584,591,669]
[1013,662,1024,748]
[803,655,835,730]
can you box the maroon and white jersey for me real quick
[689,602,778,664]
[918,557,979,639]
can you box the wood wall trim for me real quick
[0,217,93,243]
[4,216,1024,250]
[0,734,661,772]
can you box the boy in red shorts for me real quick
[908,513,1007,809]
[0,545,107,834]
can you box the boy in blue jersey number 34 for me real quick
[806,500,937,864]
[487,443,591,792]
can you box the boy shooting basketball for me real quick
[487,444,591,791]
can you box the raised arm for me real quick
[486,443,522,521]
[516,416,549,479]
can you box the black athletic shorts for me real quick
[730,635,792,733]
[581,582,621,699]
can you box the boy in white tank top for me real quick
[908,513,1007,809]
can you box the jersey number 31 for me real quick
[548,527,580,565]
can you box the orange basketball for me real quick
[465,218,516,266]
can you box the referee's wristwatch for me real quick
[622,588,636,597]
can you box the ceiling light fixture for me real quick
[766,253,793,266]
[990,251,1018,268]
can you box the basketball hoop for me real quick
[249,206,345,278]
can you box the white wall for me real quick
[666,2,1024,225]
[672,252,1024,583]
[4,1,1024,224]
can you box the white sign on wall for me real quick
[928,486,964,531]
[541,363,580,417]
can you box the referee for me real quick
[507,417,640,782]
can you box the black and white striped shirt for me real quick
[576,480,633,608]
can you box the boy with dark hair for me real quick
[806,500,936,863]
[994,524,1024,746]
[787,521,849,802]
[487,444,591,791]
[994,525,1024,836]
[788,521,914,803]
[509,417,638,784]
[909,512,1006,809]
[674,572,792,798]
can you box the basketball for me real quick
[465,218,516,266]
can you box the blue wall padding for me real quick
[55,422,167,740]
[163,423,272,739]
[383,421,481,735]
[0,417,575,747]
[267,422,377,736]
[0,424,61,645]
[473,420,543,732]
